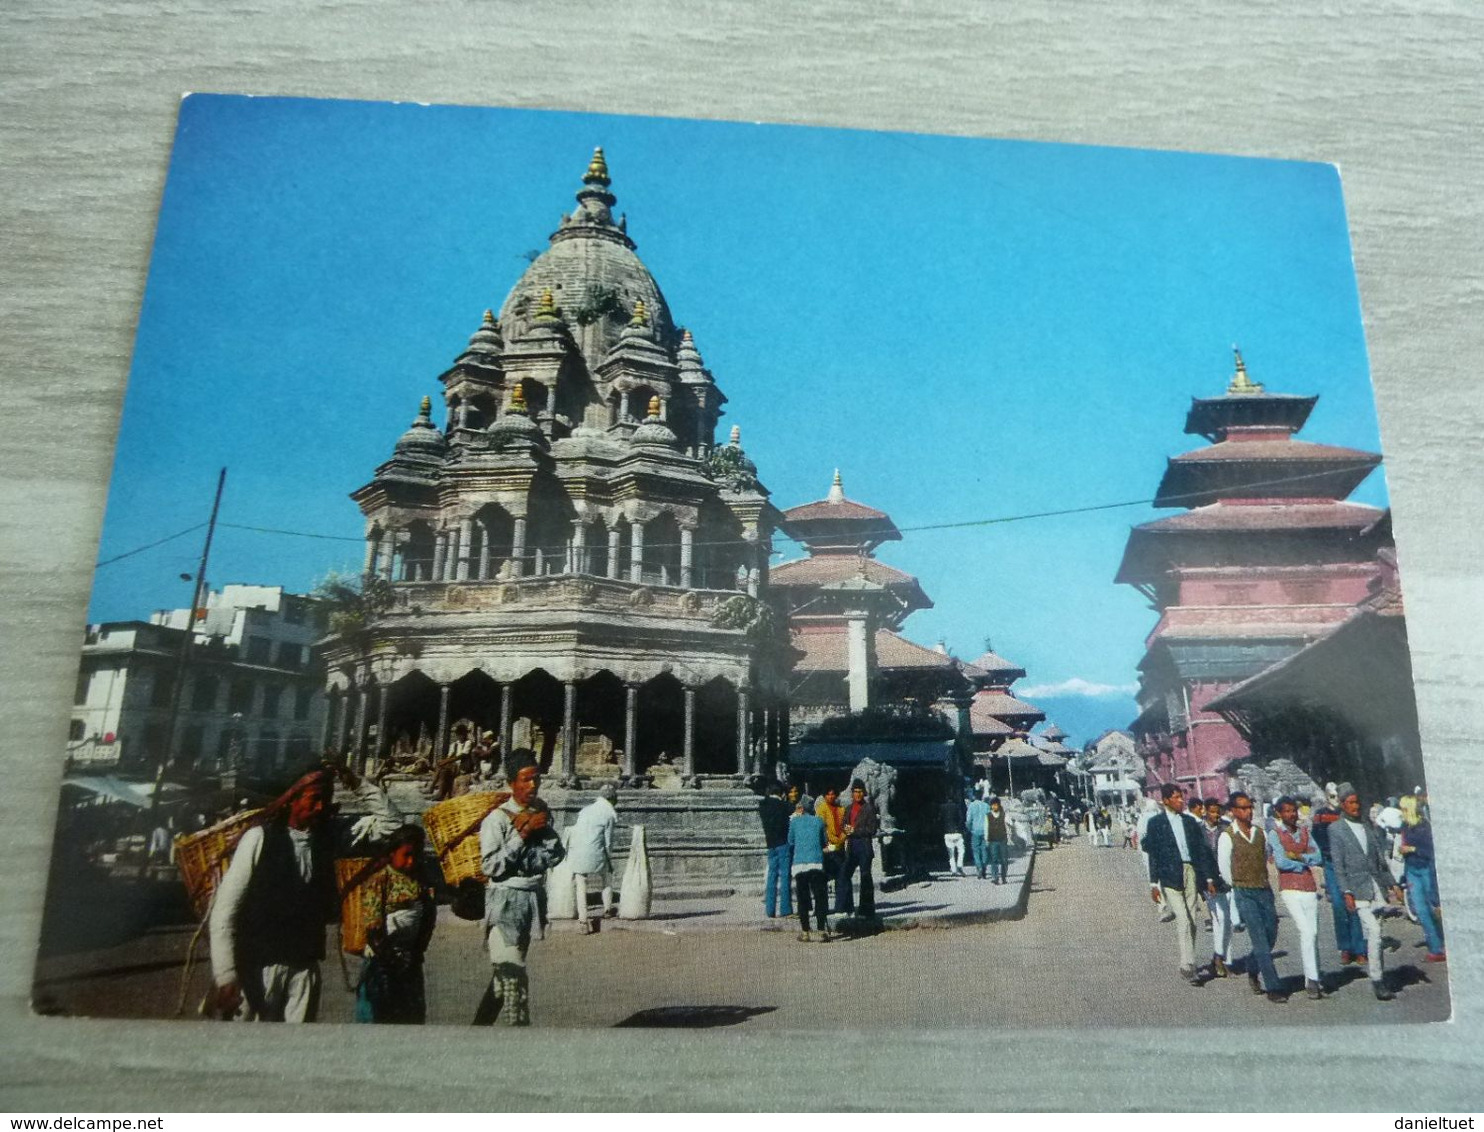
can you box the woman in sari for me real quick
[355,824,436,1024]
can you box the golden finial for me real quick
[682,328,694,343]
[482,309,495,324]
[533,287,562,324]
[629,298,649,327]
[647,395,661,419]
[418,395,431,418]
[509,383,528,414]
[584,146,610,185]
[729,425,742,447]
[828,468,845,503]
[1226,345,1264,395]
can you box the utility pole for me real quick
[148,468,227,822]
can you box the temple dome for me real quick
[393,397,446,459]
[498,148,675,368]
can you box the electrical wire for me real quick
[93,522,206,568]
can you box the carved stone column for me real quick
[499,682,514,756]
[457,518,474,581]
[623,683,639,780]
[432,531,447,581]
[363,536,377,577]
[682,684,696,781]
[435,683,451,761]
[680,527,694,589]
[380,531,396,581]
[562,681,578,782]
[736,688,751,777]
[443,527,460,582]
[629,521,644,584]
[321,690,339,755]
[335,684,352,756]
[512,517,527,577]
[351,683,369,774]
[477,521,491,580]
[571,521,587,575]
[607,525,622,579]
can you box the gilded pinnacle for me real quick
[584,146,610,186]
[729,425,742,447]
[630,298,649,327]
[534,287,561,322]
[647,395,661,419]
[418,395,432,418]
[509,383,528,414]
[828,468,845,503]
[1227,345,1264,395]
[482,310,496,325]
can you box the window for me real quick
[283,601,305,625]
[74,670,91,705]
[68,719,85,741]
[150,670,175,709]
[246,637,272,664]
[262,684,283,718]
[276,640,303,668]
[294,686,314,721]
[180,725,204,764]
[228,677,255,715]
[191,673,219,711]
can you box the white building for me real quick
[1081,729,1146,805]
[69,584,328,777]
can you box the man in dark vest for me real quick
[1217,791,1286,1003]
[209,768,337,1022]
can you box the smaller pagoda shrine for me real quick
[1116,348,1389,800]
[961,647,1047,794]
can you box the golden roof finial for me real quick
[828,468,845,503]
[1226,344,1264,395]
[729,424,742,447]
[509,383,528,414]
[418,395,432,418]
[584,146,610,185]
[630,298,649,327]
[482,309,495,325]
[532,287,562,324]
[647,395,661,419]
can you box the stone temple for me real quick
[322,150,794,888]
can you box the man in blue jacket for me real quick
[1142,782,1219,985]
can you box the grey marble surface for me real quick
[1,0,1481,1112]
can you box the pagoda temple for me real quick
[323,150,791,887]
[1116,348,1390,800]
[961,647,1048,794]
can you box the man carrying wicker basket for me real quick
[476,748,565,1026]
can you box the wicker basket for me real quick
[173,808,265,919]
[423,790,508,886]
[336,856,379,955]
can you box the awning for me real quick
[789,740,955,769]
[61,776,185,808]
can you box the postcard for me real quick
[32,94,1448,1029]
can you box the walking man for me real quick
[1218,792,1286,1003]
[1198,797,1234,978]
[940,793,966,878]
[566,782,619,933]
[209,768,337,1022]
[1327,783,1406,1000]
[835,779,879,918]
[966,791,991,879]
[1312,782,1365,967]
[1142,783,1218,986]
[985,796,1010,884]
[477,749,565,1025]
[758,781,794,919]
[1268,794,1326,999]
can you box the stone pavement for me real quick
[32,834,1450,1029]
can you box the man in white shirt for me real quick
[208,768,336,1022]
[565,783,620,932]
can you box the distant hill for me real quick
[1028,693,1138,752]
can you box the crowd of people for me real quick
[758,779,881,941]
[1138,780,1445,1004]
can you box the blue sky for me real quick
[90,95,1387,746]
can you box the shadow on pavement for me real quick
[613,1005,776,1028]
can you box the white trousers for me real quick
[943,834,965,873]
[1353,888,1387,981]
[241,962,320,1023]
[573,869,614,923]
[1279,888,1321,982]
[1161,864,1201,972]
[1206,891,1233,961]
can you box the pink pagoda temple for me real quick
[1116,349,1389,800]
